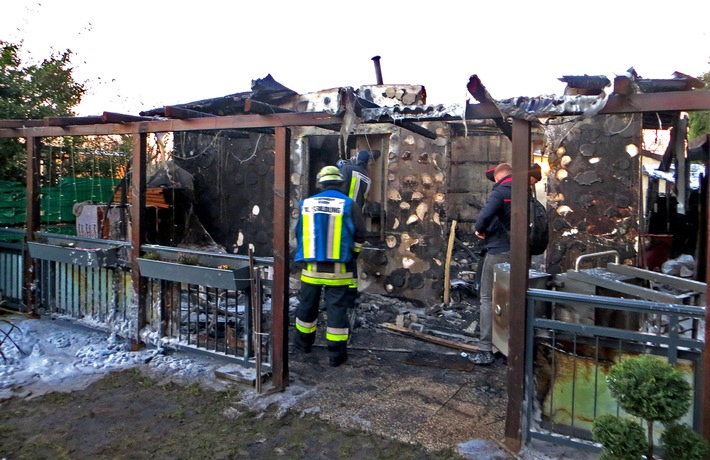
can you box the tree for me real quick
[0,40,86,181]
[592,354,708,460]
[688,66,710,141]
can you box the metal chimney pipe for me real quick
[372,55,383,85]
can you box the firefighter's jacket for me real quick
[295,187,365,286]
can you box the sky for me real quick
[2,1,709,117]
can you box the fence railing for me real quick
[0,230,273,376]
[26,233,134,332]
[0,229,24,308]
[137,245,273,372]
[525,288,705,452]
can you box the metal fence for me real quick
[0,231,273,376]
[33,259,133,323]
[138,245,273,373]
[525,288,705,452]
[0,229,24,307]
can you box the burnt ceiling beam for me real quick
[0,120,45,128]
[0,112,343,138]
[102,112,156,123]
[601,90,710,114]
[44,116,105,126]
[166,106,275,135]
[466,74,513,140]
[464,103,503,119]
[244,98,295,114]
[164,106,216,119]
[391,120,437,140]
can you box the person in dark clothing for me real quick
[338,150,372,306]
[339,150,372,212]
[293,165,366,367]
[470,162,513,365]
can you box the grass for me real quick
[0,369,465,460]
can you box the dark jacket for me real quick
[475,175,512,254]
[339,150,371,210]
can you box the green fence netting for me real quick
[0,178,119,231]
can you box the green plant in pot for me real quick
[592,354,708,459]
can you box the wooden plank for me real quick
[379,322,479,353]
[443,220,457,304]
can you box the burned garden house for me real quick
[0,59,708,453]
[130,70,709,445]
[138,71,708,305]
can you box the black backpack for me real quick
[528,192,549,256]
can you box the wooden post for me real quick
[505,118,532,453]
[130,130,147,348]
[703,132,710,444]
[443,220,457,304]
[23,137,41,315]
[272,126,290,389]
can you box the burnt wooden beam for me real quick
[392,120,437,140]
[165,106,269,137]
[272,126,290,390]
[0,120,44,128]
[244,98,295,114]
[44,116,104,126]
[467,74,512,140]
[0,112,342,138]
[131,131,148,349]
[464,102,506,120]
[505,118,532,453]
[102,112,156,123]
[613,76,634,96]
[601,90,710,114]
[23,137,41,316]
[164,106,216,119]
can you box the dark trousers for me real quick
[295,282,351,360]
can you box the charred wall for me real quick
[544,114,642,274]
[447,123,513,235]
[174,131,276,256]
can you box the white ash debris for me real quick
[0,315,229,400]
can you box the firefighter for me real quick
[338,150,372,306]
[293,165,366,367]
[339,150,372,212]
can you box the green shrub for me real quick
[596,354,698,460]
[592,414,646,460]
[660,423,709,460]
[607,354,691,424]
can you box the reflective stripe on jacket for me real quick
[340,164,371,210]
[296,189,357,263]
[300,262,353,286]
